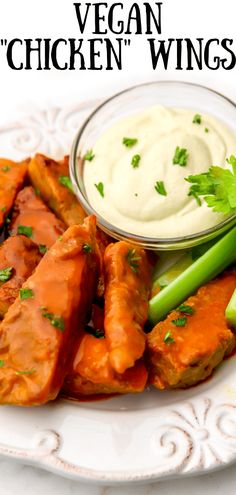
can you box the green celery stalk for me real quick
[149,226,236,324]
[153,253,193,291]
[226,289,236,328]
[152,238,217,293]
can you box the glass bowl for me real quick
[69,81,236,251]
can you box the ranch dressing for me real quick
[83,106,236,238]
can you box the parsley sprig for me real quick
[94,182,104,198]
[0,267,13,282]
[186,155,236,215]
[126,249,141,274]
[84,149,95,162]
[173,147,188,167]
[59,176,74,193]
[41,308,65,332]
[178,304,195,315]
[164,331,175,345]
[172,316,187,327]
[123,137,138,148]
[20,288,34,300]
[193,114,202,124]
[155,181,167,196]
[17,225,33,238]
[131,154,141,168]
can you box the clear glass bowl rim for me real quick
[69,80,236,249]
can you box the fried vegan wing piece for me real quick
[104,242,152,374]
[147,271,236,390]
[0,236,42,318]
[63,332,148,397]
[10,186,66,248]
[63,306,147,396]
[0,216,98,406]
[28,154,86,226]
[95,228,112,298]
[0,158,28,229]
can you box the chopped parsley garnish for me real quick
[41,309,65,332]
[39,244,48,255]
[172,316,188,327]
[17,225,33,238]
[34,188,41,197]
[59,176,74,193]
[58,236,63,241]
[205,128,209,133]
[85,325,105,339]
[164,331,175,345]
[131,154,141,168]
[2,165,11,172]
[20,288,34,300]
[1,206,6,213]
[155,181,167,196]
[122,137,138,148]
[186,155,236,215]
[188,190,202,206]
[0,360,5,367]
[0,267,13,283]
[16,369,36,376]
[126,249,141,274]
[84,149,95,162]
[193,114,202,124]
[83,244,92,253]
[178,304,195,315]
[173,147,188,167]
[94,182,104,198]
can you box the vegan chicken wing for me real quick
[0,158,28,229]
[0,236,42,318]
[104,242,152,374]
[28,154,86,226]
[10,186,66,248]
[63,332,148,397]
[147,271,236,390]
[0,216,98,406]
[63,304,147,396]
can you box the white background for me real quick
[0,0,236,493]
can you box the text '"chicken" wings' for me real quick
[104,242,152,374]
[0,236,42,318]
[10,186,66,248]
[0,158,28,229]
[0,216,98,406]
[147,271,236,390]
[28,154,86,226]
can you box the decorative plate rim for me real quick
[1,100,236,485]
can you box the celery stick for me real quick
[152,238,216,292]
[149,226,236,324]
[153,253,193,291]
[226,289,236,328]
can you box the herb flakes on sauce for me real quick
[122,137,138,148]
[155,181,167,196]
[173,147,188,167]
[131,154,141,168]
[95,182,104,198]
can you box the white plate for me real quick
[1,102,236,485]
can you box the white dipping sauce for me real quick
[83,106,236,238]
